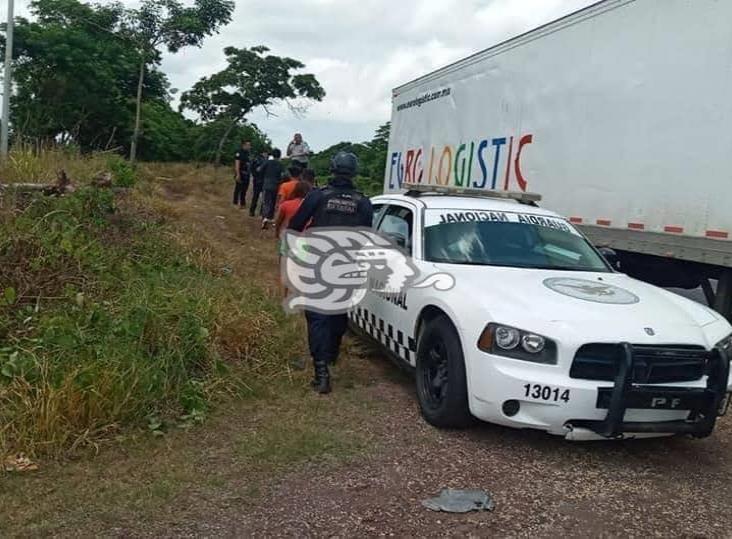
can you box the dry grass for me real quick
[0,157,390,537]
[0,157,302,459]
[0,143,114,185]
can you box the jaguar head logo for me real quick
[281,227,455,314]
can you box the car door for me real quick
[351,199,420,366]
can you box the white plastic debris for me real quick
[422,489,495,513]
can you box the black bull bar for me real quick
[570,343,731,438]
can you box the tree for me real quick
[3,0,167,151]
[120,99,194,162]
[308,123,391,196]
[188,118,271,165]
[363,122,390,184]
[124,0,235,164]
[180,46,325,166]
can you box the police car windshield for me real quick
[424,209,611,272]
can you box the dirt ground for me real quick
[5,173,732,538]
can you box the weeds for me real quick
[0,143,114,185]
[236,402,367,470]
[107,155,137,187]
[0,175,296,458]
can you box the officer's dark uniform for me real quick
[233,148,251,208]
[250,154,267,217]
[288,152,373,394]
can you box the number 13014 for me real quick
[524,384,570,403]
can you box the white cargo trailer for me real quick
[384,0,732,319]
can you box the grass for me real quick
[237,403,368,470]
[0,149,300,459]
[0,385,381,537]
[0,150,389,537]
[0,144,120,186]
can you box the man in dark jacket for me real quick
[260,148,285,229]
[250,150,268,217]
[233,140,251,209]
[288,151,374,394]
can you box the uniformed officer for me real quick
[288,151,374,394]
[250,150,268,217]
[233,140,252,209]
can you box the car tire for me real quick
[415,314,473,428]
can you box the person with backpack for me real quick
[288,152,374,394]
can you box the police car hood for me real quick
[439,266,724,343]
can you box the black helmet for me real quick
[330,151,359,177]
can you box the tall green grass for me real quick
[0,179,294,458]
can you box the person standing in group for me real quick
[287,152,373,394]
[286,133,311,170]
[301,168,317,188]
[278,165,302,207]
[275,180,311,240]
[275,180,311,296]
[260,148,285,230]
[250,150,269,217]
[233,140,252,209]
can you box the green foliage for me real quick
[180,45,325,164]
[0,186,287,457]
[2,1,325,166]
[125,0,236,56]
[123,0,236,161]
[2,0,235,160]
[107,155,137,187]
[181,46,325,122]
[310,123,390,196]
[5,0,168,151]
[128,100,195,163]
[189,118,272,165]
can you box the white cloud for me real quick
[2,0,596,151]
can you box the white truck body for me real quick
[384,0,732,286]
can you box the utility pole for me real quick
[1,0,15,160]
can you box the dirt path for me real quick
[151,176,732,538]
[6,174,732,538]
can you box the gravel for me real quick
[158,360,732,538]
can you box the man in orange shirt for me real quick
[277,165,302,206]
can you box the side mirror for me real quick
[598,247,620,271]
[390,233,407,248]
[388,232,411,252]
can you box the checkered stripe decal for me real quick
[350,307,417,363]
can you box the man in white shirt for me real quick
[286,133,311,169]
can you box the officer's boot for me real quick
[312,359,331,394]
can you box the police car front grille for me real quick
[570,344,708,384]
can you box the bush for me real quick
[107,154,137,187]
[0,187,289,457]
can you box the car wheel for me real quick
[415,314,473,428]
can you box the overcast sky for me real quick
[3,0,596,151]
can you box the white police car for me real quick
[351,185,732,440]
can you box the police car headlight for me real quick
[521,334,546,354]
[495,326,520,350]
[478,324,557,365]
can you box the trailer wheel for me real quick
[415,314,473,428]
